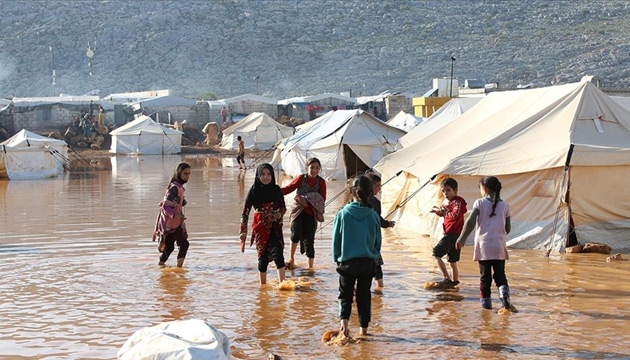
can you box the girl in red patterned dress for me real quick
[240,163,287,285]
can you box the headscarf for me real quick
[246,163,283,207]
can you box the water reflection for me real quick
[156,268,193,321]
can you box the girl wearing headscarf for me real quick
[240,163,287,284]
[153,162,191,268]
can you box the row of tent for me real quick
[4,80,630,253]
[373,80,630,252]
[0,115,184,180]
[267,79,630,252]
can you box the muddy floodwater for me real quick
[1,156,629,360]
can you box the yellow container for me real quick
[412,97,451,118]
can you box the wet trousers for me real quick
[337,258,375,328]
[478,259,508,298]
[159,226,189,263]
[258,235,285,272]
[290,211,316,258]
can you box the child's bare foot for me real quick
[340,319,349,337]
[359,327,368,336]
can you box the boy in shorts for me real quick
[430,178,467,288]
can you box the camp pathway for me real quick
[1,156,629,359]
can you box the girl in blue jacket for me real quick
[332,175,382,337]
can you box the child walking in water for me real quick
[365,172,395,289]
[281,157,326,269]
[236,136,246,169]
[333,175,382,337]
[430,178,467,288]
[456,176,513,310]
[152,162,191,268]
[240,163,286,284]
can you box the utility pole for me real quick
[253,75,260,95]
[87,41,96,94]
[449,56,456,97]
[49,46,56,96]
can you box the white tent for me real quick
[280,109,405,180]
[220,112,293,150]
[109,115,183,154]
[386,111,423,132]
[0,129,68,180]
[376,80,630,252]
[397,97,482,149]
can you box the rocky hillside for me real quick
[1,0,629,98]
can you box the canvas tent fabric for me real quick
[279,109,405,180]
[376,80,630,252]
[118,319,230,360]
[109,115,183,154]
[220,112,293,150]
[0,129,68,179]
[397,97,482,149]
[386,111,423,132]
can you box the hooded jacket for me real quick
[332,202,382,263]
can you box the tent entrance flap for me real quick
[342,144,369,178]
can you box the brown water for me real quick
[1,156,629,360]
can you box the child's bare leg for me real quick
[450,262,459,282]
[259,272,267,285]
[340,319,349,337]
[308,257,314,269]
[277,267,286,282]
[176,258,185,268]
[360,327,368,336]
[435,256,451,280]
[289,242,297,263]
[376,278,384,288]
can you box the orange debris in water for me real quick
[321,329,360,346]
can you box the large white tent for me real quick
[109,115,183,154]
[279,109,405,180]
[220,112,293,150]
[386,111,423,132]
[376,80,630,252]
[0,129,68,179]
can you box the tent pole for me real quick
[383,174,437,220]
[546,144,575,257]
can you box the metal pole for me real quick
[49,46,56,96]
[449,56,455,97]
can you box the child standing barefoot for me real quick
[430,178,467,288]
[282,157,326,269]
[240,163,287,285]
[152,162,191,268]
[333,175,381,337]
[456,176,512,310]
[365,172,395,289]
